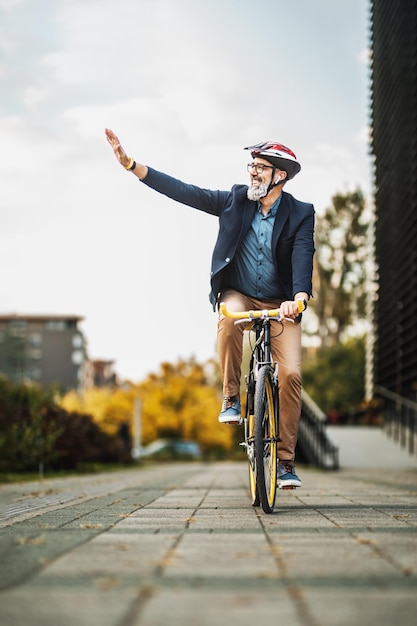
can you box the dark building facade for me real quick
[0,314,91,391]
[369,0,417,399]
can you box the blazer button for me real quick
[225,257,230,263]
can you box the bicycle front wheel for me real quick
[254,365,278,513]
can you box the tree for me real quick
[0,377,62,471]
[0,376,129,472]
[60,357,235,458]
[137,358,234,456]
[302,336,365,415]
[61,387,135,438]
[312,188,368,348]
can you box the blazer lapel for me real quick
[240,198,257,240]
[272,192,291,249]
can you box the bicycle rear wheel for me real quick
[254,365,278,513]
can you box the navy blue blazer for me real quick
[143,167,315,310]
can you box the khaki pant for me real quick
[217,289,302,462]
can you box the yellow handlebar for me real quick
[219,299,305,320]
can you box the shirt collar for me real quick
[257,194,282,217]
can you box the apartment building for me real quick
[0,314,91,391]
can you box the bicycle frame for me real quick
[244,317,279,431]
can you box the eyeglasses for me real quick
[247,162,274,174]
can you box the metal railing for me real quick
[374,385,417,456]
[298,389,339,469]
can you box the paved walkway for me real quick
[0,462,416,626]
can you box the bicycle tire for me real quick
[254,365,278,513]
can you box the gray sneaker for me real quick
[218,396,242,424]
[277,462,302,489]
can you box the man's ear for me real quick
[274,170,287,185]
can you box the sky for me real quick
[0,0,371,383]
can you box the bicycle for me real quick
[219,299,305,514]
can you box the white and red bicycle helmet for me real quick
[244,141,301,180]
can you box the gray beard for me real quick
[247,182,269,201]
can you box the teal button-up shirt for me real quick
[222,195,286,300]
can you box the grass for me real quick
[0,462,137,484]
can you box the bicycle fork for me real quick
[240,372,255,461]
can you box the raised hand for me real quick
[104,128,148,179]
[105,128,130,168]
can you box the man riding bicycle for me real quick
[105,130,315,489]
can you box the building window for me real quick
[72,350,84,365]
[8,320,27,337]
[8,320,27,328]
[28,332,42,347]
[29,368,42,380]
[72,334,83,348]
[29,348,42,361]
[45,320,67,331]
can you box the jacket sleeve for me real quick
[291,205,315,298]
[142,167,229,217]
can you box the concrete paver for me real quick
[0,462,416,626]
